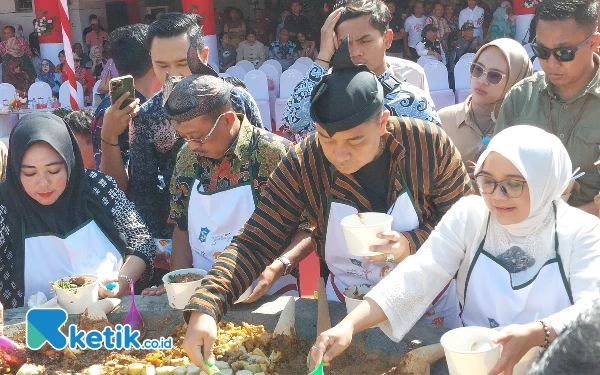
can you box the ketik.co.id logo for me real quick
[26,308,172,350]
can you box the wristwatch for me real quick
[276,256,293,276]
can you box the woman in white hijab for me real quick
[310,125,600,374]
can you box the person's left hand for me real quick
[363,231,411,264]
[98,272,130,298]
[488,323,542,375]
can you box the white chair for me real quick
[0,83,17,138]
[27,81,53,106]
[263,59,283,77]
[423,61,450,91]
[296,57,314,68]
[225,66,247,80]
[532,57,542,73]
[289,63,308,76]
[0,83,16,104]
[259,64,280,124]
[523,43,535,60]
[275,68,303,131]
[244,70,272,131]
[417,56,438,67]
[454,59,472,90]
[208,61,220,73]
[91,80,102,107]
[422,61,455,110]
[236,60,255,73]
[453,59,472,104]
[458,52,476,64]
[218,73,232,78]
[58,81,84,109]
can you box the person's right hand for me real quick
[243,261,284,303]
[319,7,344,61]
[141,284,166,296]
[101,92,139,143]
[182,312,218,374]
[310,321,354,366]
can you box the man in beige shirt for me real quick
[494,0,600,214]
[236,30,267,68]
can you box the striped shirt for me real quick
[184,116,473,321]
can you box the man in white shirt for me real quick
[459,0,485,39]
[403,0,427,60]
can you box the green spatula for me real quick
[308,360,325,375]
[202,353,222,374]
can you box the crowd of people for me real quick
[0,14,115,105]
[0,0,598,374]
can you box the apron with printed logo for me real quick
[24,219,123,302]
[187,136,298,298]
[461,205,572,328]
[324,167,460,328]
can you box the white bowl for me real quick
[340,212,393,256]
[52,274,99,314]
[440,326,501,375]
[343,284,374,315]
[162,268,207,309]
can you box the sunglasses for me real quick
[531,33,594,62]
[470,62,506,85]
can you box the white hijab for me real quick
[475,125,572,237]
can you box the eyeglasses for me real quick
[470,62,506,85]
[475,174,527,198]
[74,58,81,62]
[531,33,595,62]
[41,63,49,67]
[175,112,232,145]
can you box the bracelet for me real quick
[315,58,330,66]
[538,320,550,349]
[101,137,119,147]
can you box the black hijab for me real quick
[0,113,127,305]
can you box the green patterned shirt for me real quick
[169,115,291,230]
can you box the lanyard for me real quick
[546,93,592,145]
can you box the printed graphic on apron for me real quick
[488,318,500,328]
[198,227,210,243]
[211,232,234,246]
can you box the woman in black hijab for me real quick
[0,113,155,308]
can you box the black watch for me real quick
[276,256,293,276]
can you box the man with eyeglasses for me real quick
[494,0,600,215]
[163,73,301,301]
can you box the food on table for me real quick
[52,276,93,289]
[168,273,204,283]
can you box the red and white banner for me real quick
[58,0,78,110]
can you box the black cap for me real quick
[461,22,475,31]
[309,37,383,137]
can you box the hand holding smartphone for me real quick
[110,75,135,110]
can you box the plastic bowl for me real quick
[440,326,501,375]
[343,284,374,315]
[162,268,207,309]
[340,213,393,256]
[52,274,99,314]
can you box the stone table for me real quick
[5,295,450,374]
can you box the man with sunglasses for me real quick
[163,73,301,301]
[494,0,600,215]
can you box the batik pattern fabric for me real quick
[281,63,441,142]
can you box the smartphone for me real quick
[110,75,135,110]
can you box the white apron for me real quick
[324,171,460,328]
[187,142,298,298]
[461,208,573,328]
[24,220,123,302]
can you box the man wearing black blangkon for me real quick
[179,37,472,373]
